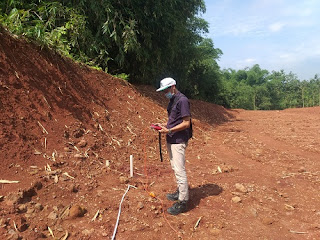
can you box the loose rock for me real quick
[82,228,94,235]
[35,203,44,211]
[74,153,84,159]
[261,217,275,225]
[70,184,79,193]
[69,205,86,218]
[119,176,129,184]
[78,139,87,148]
[210,228,221,235]
[235,183,248,193]
[137,202,144,210]
[232,196,242,203]
[47,211,58,220]
[17,204,27,213]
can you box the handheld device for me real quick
[151,124,162,130]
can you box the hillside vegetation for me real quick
[2,1,319,110]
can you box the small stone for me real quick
[7,230,20,240]
[78,139,87,148]
[261,217,275,225]
[64,147,71,152]
[19,223,29,232]
[82,228,94,235]
[298,167,306,173]
[137,202,144,210]
[97,190,104,197]
[17,204,28,213]
[119,176,129,184]
[232,196,242,203]
[69,205,86,218]
[105,160,110,167]
[247,207,258,217]
[235,183,247,193]
[311,224,320,229]
[35,203,44,211]
[26,207,35,214]
[28,169,38,175]
[47,211,58,220]
[210,228,221,235]
[5,193,22,206]
[70,184,79,193]
[0,196,3,202]
[131,225,138,231]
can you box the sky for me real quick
[201,0,320,80]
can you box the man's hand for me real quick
[159,126,170,134]
[158,116,190,135]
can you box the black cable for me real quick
[158,132,163,162]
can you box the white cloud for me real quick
[234,58,257,69]
[269,22,286,32]
[203,0,320,79]
[244,58,256,63]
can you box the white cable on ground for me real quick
[111,185,136,240]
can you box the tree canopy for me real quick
[0,0,222,99]
[221,65,320,110]
[1,1,319,110]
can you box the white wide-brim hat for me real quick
[156,77,176,91]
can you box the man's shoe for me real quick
[166,189,179,201]
[167,201,187,215]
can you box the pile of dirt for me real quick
[0,27,232,239]
[2,27,320,240]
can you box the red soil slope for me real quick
[1,27,320,239]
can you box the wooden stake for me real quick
[130,155,133,178]
[0,180,19,184]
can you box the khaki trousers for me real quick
[167,142,189,201]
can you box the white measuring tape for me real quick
[111,185,136,240]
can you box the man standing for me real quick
[156,77,192,215]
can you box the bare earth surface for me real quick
[1,28,320,240]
